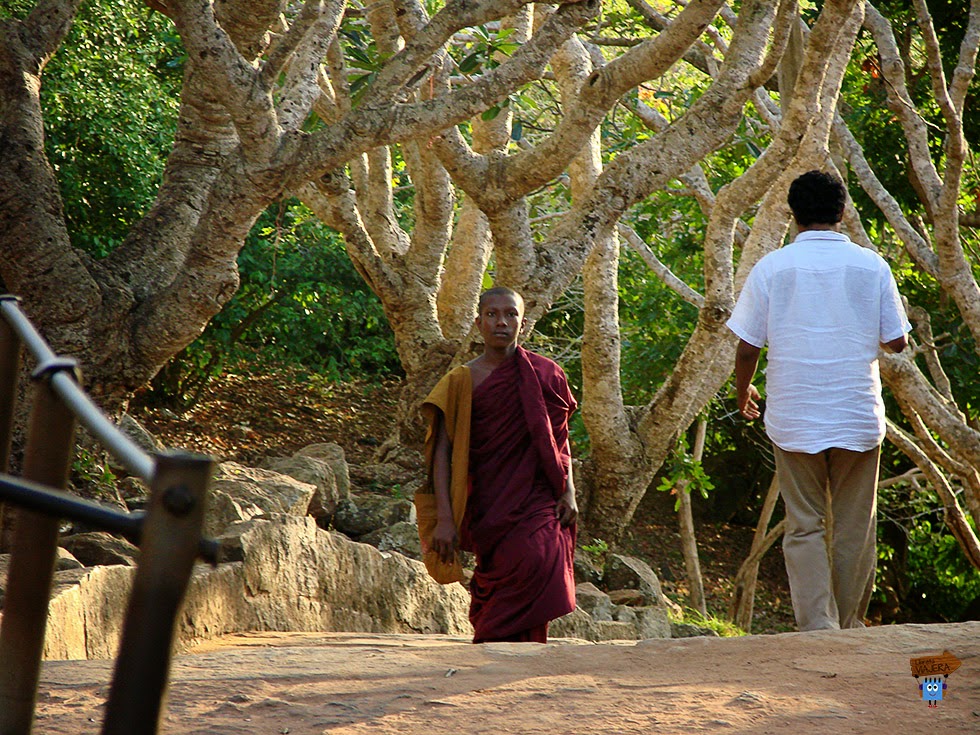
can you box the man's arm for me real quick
[882,334,908,353]
[431,412,458,563]
[735,339,763,420]
[555,439,578,527]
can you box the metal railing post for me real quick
[102,452,214,735]
[0,360,79,735]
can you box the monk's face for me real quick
[476,293,525,350]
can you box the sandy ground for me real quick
[33,622,979,735]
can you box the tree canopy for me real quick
[1,0,979,609]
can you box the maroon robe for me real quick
[464,347,577,643]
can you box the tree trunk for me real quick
[731,475,782,632]
[677,417,708,616]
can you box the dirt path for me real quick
[35,622,979,734]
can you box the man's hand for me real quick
[431,517,458,564]
[739,384,761,420]
[734,340,763,420]
[556,487,578,527]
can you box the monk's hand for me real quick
[738,384,761,420]
[556,489,578,527]
[432,517,458,564]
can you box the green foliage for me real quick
[456,26,520,76]
[148,199,400,407]
[657,430,715,511]
[668,607,745,638]
[340,14,389,106]
[580,538,610,557]
[577,538,610,574]
[877,480,980,621]
[71,448,118,500]
[618,248,700,405]
[894,264,980,425]
[31,0,183,256]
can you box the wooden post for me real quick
[0,362,78,735]
[731,474,782,632]
[677,417,708,617]
[0,307,23,552]
[102,452,214,735]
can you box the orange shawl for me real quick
[416,366,471,583]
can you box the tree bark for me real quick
[731,475,782,632]
[677,417,708,616]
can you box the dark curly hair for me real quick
[787,170,846,227]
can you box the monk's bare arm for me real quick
[431,411,459,563]
[555,440,578,527]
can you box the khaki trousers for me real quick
[773,445,880,631]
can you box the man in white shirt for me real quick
[726,170,911,631]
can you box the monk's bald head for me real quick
[477,287,524,316]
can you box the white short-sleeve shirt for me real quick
[726,230,912,453]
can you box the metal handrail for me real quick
[0,473,220,564]
[0,295,217,735]
[0,296,155,480]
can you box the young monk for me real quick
[416,287,578,643]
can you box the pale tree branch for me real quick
[629,97,752,247]
[583,0,861,540]
[166,0,281,160]
[385,0,529,344]
[627,0,728,66]
[864,4,943,205]
[881,351,980,470]
[898,380,980,522]
[346,5,414,262]
[357,0,538,109]
[948,0,980,113]
[438,200,492,342]
[274,0,345,132]
[491,206,537,289]
[675,416,708,616]
[731,472,784,632]
[618,224,704,308]
[911,0,958,138]
[530,0,796,324]
[298,174,391,299]
[497,0,726,202]
[907,305,954,403]
[831,114,939,276]
[262,0,335,86]
[707,0,860,303]
[878,468,924,489]
[573,25,641,467]
[751,86,782,131]
[314,36,352,124]
[290,0,597,186]
[400,139,455,285]
[23,0,83,64]
[886,419,980,570]
[430,0,724,215]
[351,148,412,258]
[745,0,797,90]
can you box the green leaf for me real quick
[458,51,482,74]
[349,71,377,105]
